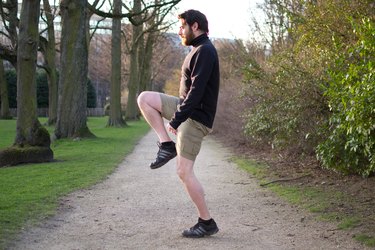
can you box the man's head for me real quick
[178,9,208,46]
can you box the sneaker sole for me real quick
[149,153,177,169]
[182,228,219,238]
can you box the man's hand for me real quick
[167,123,177,135]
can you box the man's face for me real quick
[178,19,195,46]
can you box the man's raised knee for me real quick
[137,91,146,107]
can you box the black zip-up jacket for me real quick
[169,34,220,130]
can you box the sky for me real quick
[173,0,264,40]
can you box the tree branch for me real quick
[0,43,17,66]
[87,0,181,21]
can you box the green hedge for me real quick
[4,69,96,108]
[317,18,375,176]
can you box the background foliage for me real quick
[317,18,375,176]
[3,69,97,109]
[242,0,374,175]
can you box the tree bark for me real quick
[0,58,11,119]
[125,0,142,120]
[55,0,94,139]
[107,0,126,127]
[41,0,58,125]
[0,0,54,167]
[139,28,157,92]
[16,0,46,146]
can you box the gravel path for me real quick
[11,131,366,250]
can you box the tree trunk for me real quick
[0,59,11,119]
[125,0,142,120]
[139,30,157,92]
[0,0,54,167]
[16,0,46,146]
[137,30,146,92]
[55,0,94,139]
[107,0,126,127]
[42,0,58,125]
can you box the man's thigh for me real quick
[159,93,179,120]
[176,119,212,161]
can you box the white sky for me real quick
[174,0,264,40]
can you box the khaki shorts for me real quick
[159,93,212,161]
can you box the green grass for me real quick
[337,217,361,230]
[232,157,268,179]
[354,234,375,247]
[0,119,15,149]
[232,156,374,248]
[0,117,149,248]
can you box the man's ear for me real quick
[191,22,199,31]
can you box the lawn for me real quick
[0,117,149,248]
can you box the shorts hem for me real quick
[178,152,197,161]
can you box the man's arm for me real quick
[169,46,215,129]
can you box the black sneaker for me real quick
[149,142,177,169]
[182,218,219,238]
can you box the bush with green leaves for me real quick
[243,0,374,177]
[5,69,17,108]
[317,18,375,176]
[87,79,97,108]
[243,47,328,155]
[36,70,49,108]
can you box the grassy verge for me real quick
[0,117,149,248]
[232,157,375,248]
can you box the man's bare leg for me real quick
[137,91,171,143]
[177,155,219,237]
[138,91,177,169]
[177,155,211,220]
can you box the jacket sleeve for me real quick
[169,46,215,129]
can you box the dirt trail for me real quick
[10,131,367,250]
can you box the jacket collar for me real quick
[191,33,208,47]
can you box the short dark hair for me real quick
[178,9,209,34]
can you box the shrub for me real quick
[5,69,17,108]
[316,18,375,176]
[242,47,329,155]
[242,0,374,171]
[5,69,97,109]
[87,79,97,108]
[36,70,49,108]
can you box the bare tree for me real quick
[107,0,127,127]
[88,34,111,108]
[139,0,169,92]
[125,0,142,120]
[251,0,303,50]
[87,0,181,120]
[54,0,94,139]
[0,0,53,167]
[125,0,179,120]
[0,0,18,67]
[39,0,58,125]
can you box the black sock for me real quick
[161,141,174,147]
[199,217,213,225]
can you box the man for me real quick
[137,9,220,238]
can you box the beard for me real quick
[181,31,195,46]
